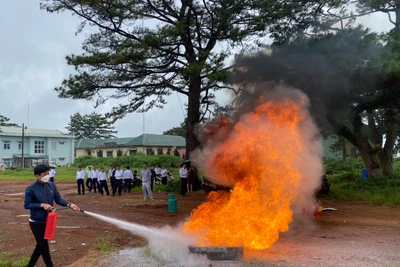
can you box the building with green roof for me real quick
[75,134,186,158]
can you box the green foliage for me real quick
[326,159,400,205]
[163,121,186,137]
[41,0,341,157]
[0,115,19,127]
[93,234,115,252]
[73,155,183,169]
[97,149,103,158]
[155,180,181,193]
[67,112,117,139]
[116,149,123,157]
[0,250,29,267]
[0,167,78,180]
[324,158,365,175]
[174,149,180,157]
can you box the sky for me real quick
[0,1,394,138]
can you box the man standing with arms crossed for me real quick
[112,165,124,196]
[24,164,80,267]
[141,163,154,201]
[76,166,85,195]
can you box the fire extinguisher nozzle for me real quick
[79,210,85,213]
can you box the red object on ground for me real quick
[314,201,323,216]
[44,211,58,240]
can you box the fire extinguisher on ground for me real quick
[314,201,323,216]
[44,210,58,240]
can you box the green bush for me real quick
[72,154,183,169]
[327,159,400,205]
[324,158,365,175]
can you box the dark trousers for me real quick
[124,179,132,193]
[110,177,115,190]
[91,178,99,193]
[86,178,92,192]
[112,179,122,196]
[77,179,85,194]
[50,177,54,183]
[162,176,168,185]
[99,180,109,195]
[151,177,154,192]
[27,222,54,267]
[180,177,187,196]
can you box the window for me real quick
[3,159,11,167]
[129,149,137,156]
[157,148,163,155]
[59,142,65,145]
[106,151,113,157]
[3,141,10,150]
[146,148,154,155]
[59,157,65,162]
[34,141,45,153]
[18,142,22,150]
[51,142,57,150]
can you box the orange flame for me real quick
[183,99,310,250]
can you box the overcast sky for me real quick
[0,1,394,138]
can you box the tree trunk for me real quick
[377,109,397,177]
[356,142,381,177]
[352,114,382,177]
[186,75,202,159]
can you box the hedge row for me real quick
[73,154,184,168]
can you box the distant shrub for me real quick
[73,154,183,169]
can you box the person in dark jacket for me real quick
[150,165,156,192]
[24,164,80,267]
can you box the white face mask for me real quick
[40,174,50,183]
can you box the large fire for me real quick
[183,96,319,250]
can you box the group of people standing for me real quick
[75,163,173,201]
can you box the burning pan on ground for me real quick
[188,246,244,261]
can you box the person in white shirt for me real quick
[76,166,85,195]
[86,166,92,192]
[179,164,188,196]
[91,166,99,193]
[160,165,171,185]
[98,167,110,196]
[123,166,133,193]
[112,165,124,196]
[155,165,161,177]
[49,167,56,183]
[141,163,154,201]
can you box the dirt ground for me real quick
[0,180,399,267]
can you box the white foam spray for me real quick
[83,211,208,266]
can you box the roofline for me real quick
[0,133,74,138]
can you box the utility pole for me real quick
[21,123,25,169]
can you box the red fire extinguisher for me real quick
[44,211,58,240]
[314,201,323,216]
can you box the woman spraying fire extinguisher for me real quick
[24,164,80,267]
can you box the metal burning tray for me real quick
[188,246,244,260]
